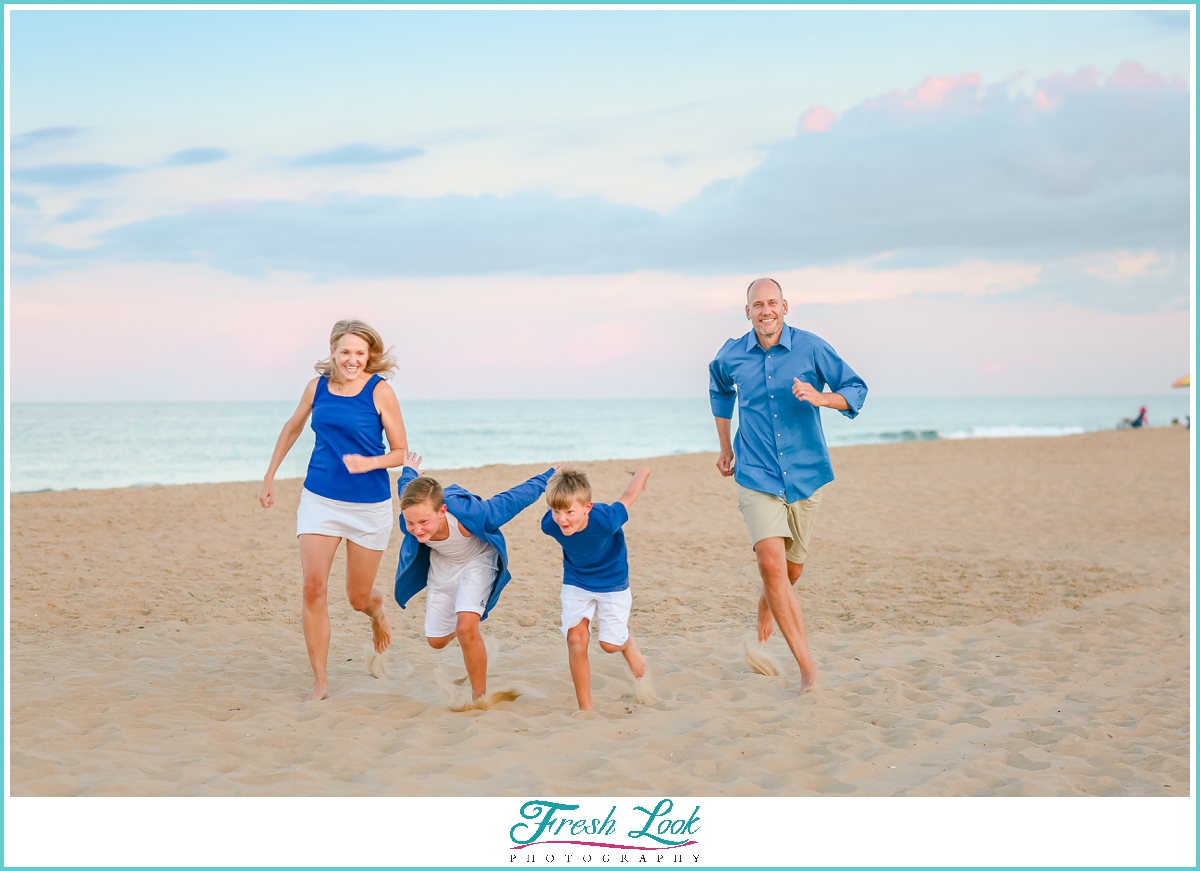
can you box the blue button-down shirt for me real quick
[709,325,867,503]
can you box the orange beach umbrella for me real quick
[1172,374,1190,388]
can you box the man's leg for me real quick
[455,611,488,699]
[756,560,803,643]
[755,537,820,693]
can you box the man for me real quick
[709,277,867,693]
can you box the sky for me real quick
[7,8,1193,402]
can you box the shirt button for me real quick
[770,395,774,398]
[774,414,777,418]
[783,472,787,475]
[779,452,783,456]
[777,433,781,437]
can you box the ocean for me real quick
[8,395,1192,493]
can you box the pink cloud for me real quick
[1106,60,1169,91]
[800,106,837,132]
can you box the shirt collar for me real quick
[745,323,793,353]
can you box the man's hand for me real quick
[716,449,735,477]
[792,378,826,407]
[402,451,424,474]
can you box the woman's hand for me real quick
[259,478,275,509]
[342,454,378,474]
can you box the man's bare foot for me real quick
[799,670,822,694]
[371,608,392,654]
[302,680,329,702]
[757,592,775,643]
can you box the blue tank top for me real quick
[303,374,391,503]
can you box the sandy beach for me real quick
[9,428,1191,796]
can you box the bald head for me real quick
[746,277,783,301]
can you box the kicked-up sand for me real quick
[8,428,1191,796]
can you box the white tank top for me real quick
[427,511,498,581]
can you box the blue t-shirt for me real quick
[541,502,630,593]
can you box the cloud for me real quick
[10,191,40,212]
[165,147,228,166]
[12,162,133,186]
[55,199,111,224]
[11,126,83,150]
[293,143,424,168]
[14,63,1188,315]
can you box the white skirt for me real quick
[296,488,393,551]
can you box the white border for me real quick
[4,4,1197,869]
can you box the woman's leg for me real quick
[345,540,392,654]
[298,533,341,701]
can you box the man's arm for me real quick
[616,466,651,510]
[714,417,735,477]
[709,352,738,477]
[794,341,867,418]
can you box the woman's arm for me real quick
[260,379,319,508]
[343,380,410,474]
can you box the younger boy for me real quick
[541,464,652,712]
[395,452,555,701]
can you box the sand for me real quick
[8,428,1191,796]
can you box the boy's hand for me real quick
[624,467,651,490]
[403,451,424,473]
[342,454,377,474]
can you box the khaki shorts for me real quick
[737,484,823,564]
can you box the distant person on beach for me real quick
[259,319,408,702]
[541,465,653,712]
[709,278,867,694]
[396,453,555,704]
[1132,406,1148,428]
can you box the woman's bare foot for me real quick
[370,608,392,654]
[756,591,775,643]
[302,680,329,702]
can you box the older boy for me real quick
[541,465,651,712]
[395,452,555,701]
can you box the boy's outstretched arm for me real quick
[480,466,558,530]
[617,466,651,510]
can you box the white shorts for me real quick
[560,585,632,646]
[296,488,393,551]
[424,559,498,638]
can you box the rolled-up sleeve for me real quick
[815,340,867,419]
[709,350,737,419]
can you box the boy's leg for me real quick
[755,537,820,693]
[455,611,487,699]
[298,533,340,702]
[344,540,392,654]
[566,618,593,711]
[598,633,647,679]
[594,589,646,679]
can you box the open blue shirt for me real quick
[541,502,630,593]
[709,325,867,503]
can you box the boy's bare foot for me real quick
[371,608,392,653]
[799,669,822,694]
[624,641,647,680]
[756,592,775,642]
[302,680,329,702]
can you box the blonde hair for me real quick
[400,476,444,512]
[546,466,592,510]
[314,319,398,382]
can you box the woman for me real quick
[260,319,408,701]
